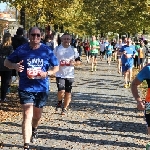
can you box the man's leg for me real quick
[117,58,121,73]
[32,107,43,128]
[56,77,65,110]
[129,68,133,83]
[31,106,43,143]
[61,78,74,115]
[64,92,71,109]
[114,51,117,61]
[94,54,97,71]
[22,104,33,149]
[91,56,94,71]
[124,71,128,84]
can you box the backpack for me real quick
[0,45,13,71]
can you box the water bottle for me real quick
[146,143,150,150]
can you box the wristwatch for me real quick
[47,71,51,76]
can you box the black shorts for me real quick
[86,51,90,57]
[145,102,150,127]
[117,55,121,59]
[100,51,105,56]
[90,53,98,58]
[18,90,49,108]
[56,77,74,93]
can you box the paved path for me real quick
[0,58,149,150]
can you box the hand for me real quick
[137,101,145,111]
[39,71,48,79]
[92,46,96,49]
[123,51,127,54]
[14,60,24,72]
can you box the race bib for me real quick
[145,102,150,114]
[65,60,71,66]
[27,67,41,79]
[60,60,71,66]
[60,60,66,66]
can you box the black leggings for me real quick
[0,71,12,100]
[56,77,74,93]
[134,55,138,68]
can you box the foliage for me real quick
[1,0,150,36]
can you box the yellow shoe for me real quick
[124,84,128,88]
[128,82,131,87]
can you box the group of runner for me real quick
[1,26,150,149]
[83,36,149,88]
[3,27,81,150]
[83,35,150,137]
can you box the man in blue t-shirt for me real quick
[131,64,150,134]
[4,27,59,150]
[119,38,136,88]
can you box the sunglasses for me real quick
[63,38,71,40]
[31,33,41,37]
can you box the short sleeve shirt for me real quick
[120,45,136,64]
[53,45,79,78]
[90,40,99,53]
[7,43,58,92]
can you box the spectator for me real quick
[0,33,13,101]
[11,27,28,78]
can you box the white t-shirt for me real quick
[115,43,123,49]
[53,44,79,78]
[115,43,124,56]
[100,43,105,52]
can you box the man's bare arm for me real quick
[131,77,142,101]
[47,66,59,76]
[4,59,24,72]
[4,59,16,69]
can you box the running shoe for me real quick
[61,107,67,115]
[31,130,38,143]
[24,147,29,150]
[56,100,62,111]
[124,84,128,88]
[128,81,131,87]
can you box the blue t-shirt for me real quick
[7,43,58,92]
[120,45,136,65]
[137,64,150,82]
[106,44,113,54]
[137,64,150,102]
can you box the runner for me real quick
[4,27,59,150]
[53,33,81,115]
[138,40,147,70]
[106,42,113,65]
[100,40,105,61]
[115,39,123,73]
[131,64,150,134]
[119,38,136,88]
[84,39,90,63]
[90,35,99,71]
